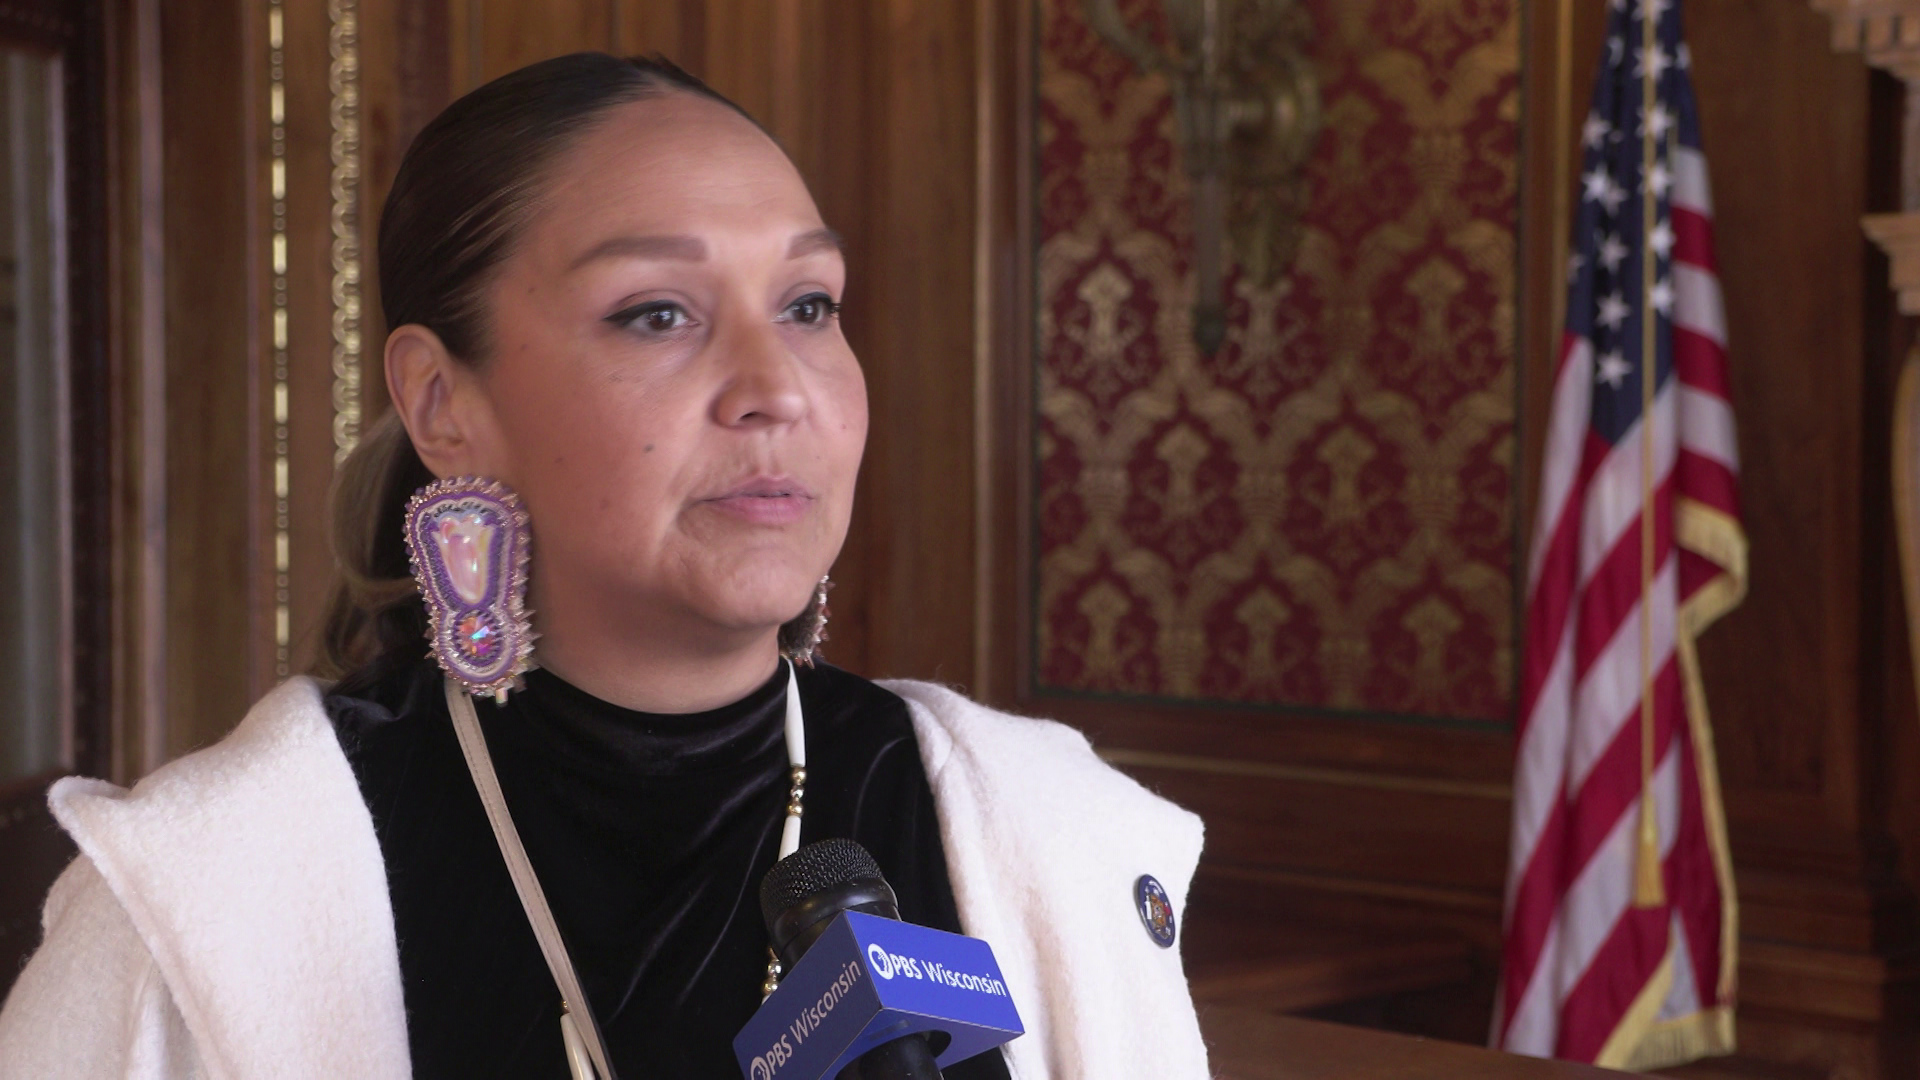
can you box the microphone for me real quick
[733,839,1023,1080]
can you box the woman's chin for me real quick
[672,577,824,637]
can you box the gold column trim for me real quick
[267,2,291,677]
[1096,747,1513,801]
[328,0,363,461]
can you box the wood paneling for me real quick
[160,0,261,754]
[1692,0,1874,810]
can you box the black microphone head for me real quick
[760,838,882,923]
[760,838,900,967]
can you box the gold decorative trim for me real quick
[328,0,362,461]
[268,2,290,677]
[1096,747,1513,801]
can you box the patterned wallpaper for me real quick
[1035,0,1521,722]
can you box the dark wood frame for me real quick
[0,0,128,990]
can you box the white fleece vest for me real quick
[0,677,1210,1079]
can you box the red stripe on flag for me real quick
[1501,793,1570,1032]
[1672,205,1718,274]
[1673,328,1730,397]
[1572,483,1676,684]
[1669,730,1727,1007]
[1500,655,1683,1037]
[1556,903,1672,1061]
[1564,659,1682,871]
[1675,448,1739,521]
[1519,427,1614,727]
[1679,548,1726,608]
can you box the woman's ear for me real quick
[385,324,493,479]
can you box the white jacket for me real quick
[0,676,1210,1079]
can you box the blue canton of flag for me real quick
[1564,0,1698,447]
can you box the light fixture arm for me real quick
[1084,0,1321,355]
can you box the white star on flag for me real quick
[1584,167,1612,204]
[1568,253,1586,283]
[1584,112,1612,149]
[1597,291,1631,330]
[1650,278,1674,315]
[1598,177,1628,215]
[1635,43,1670,81]
[1648,220,1675,258]
[1644,103,1675,140]
[1645,160,1672,197]
[1596,350,1633,388]
[1599,233,1630,271]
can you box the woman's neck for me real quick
[529,606,784,715]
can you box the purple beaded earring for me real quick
[404,476,535,702]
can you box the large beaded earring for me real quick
[778,576,832,667]
[404,476,536,702]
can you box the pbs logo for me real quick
[750,1034,795,1080]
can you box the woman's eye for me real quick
[610,301,693,334]
[783,293,841,327]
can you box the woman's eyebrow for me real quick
[569,234,706,269]
[787,227,845,259]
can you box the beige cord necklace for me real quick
[443,662,808,1080]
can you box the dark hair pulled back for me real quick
[317,53,802,684]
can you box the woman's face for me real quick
[417,93,866,653]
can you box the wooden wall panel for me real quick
[1690,0,1874,815]
[281,0,347,682]
[457,0,609,88]
[160,0,261,756]
[840,0,982,688]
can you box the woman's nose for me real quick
[711,315,808,429]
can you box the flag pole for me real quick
[1633,0,1667,911]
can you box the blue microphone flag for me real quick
[733,911,1024,1080]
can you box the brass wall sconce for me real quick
[1085,0,1321,354]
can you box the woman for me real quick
[0,54,1208,1079]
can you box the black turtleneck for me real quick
[326,656,1011,1080]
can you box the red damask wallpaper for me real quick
[1036,0,1520,722]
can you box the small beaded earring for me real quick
[779,576,832,666]
[404,476,535,702]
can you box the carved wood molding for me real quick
[1813,0,1920,80]
[1864,212,1920,313]
[1816,0,1920,212]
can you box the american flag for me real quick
[1495,0,1746,1069]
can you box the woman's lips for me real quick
[701,477,814,525]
